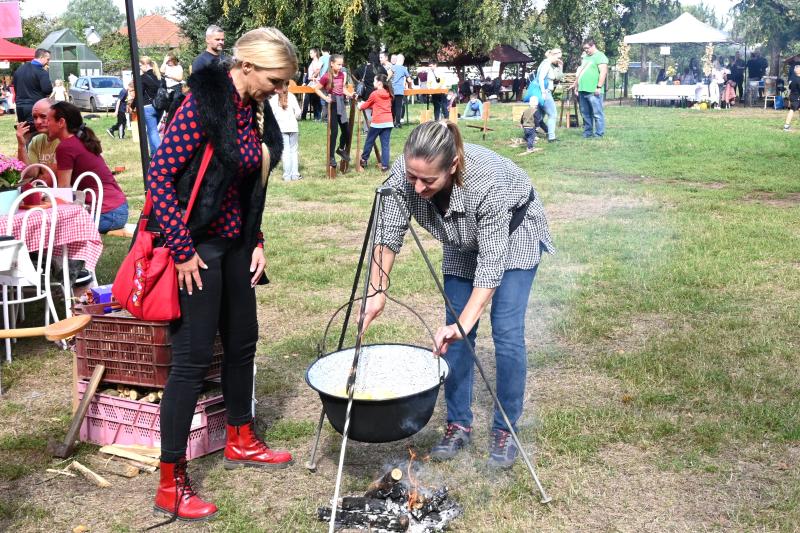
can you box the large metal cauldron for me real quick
[306,343,449,443]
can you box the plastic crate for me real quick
[74,302,223,388]
[77,380,226,460]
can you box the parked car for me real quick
[69,76,124,112]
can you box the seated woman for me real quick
[48,101,128,233]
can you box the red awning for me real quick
[0,37,35,62]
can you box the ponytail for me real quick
[51,101,102,156]
[404,120,465,187]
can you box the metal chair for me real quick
[20,163,56,187]
[0,188,60,362]
[72,171,103,232]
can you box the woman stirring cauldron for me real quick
[145,28,297,523]
[361,120,554,469]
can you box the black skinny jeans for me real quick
[328,101,350,159]
[392,95,405,125]
[160,237,258,463]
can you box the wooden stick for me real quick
[115,457,158,473]
[98,445,160,467]
[70,460,111,488]
[87,455,140,478]
[45,468,76,477]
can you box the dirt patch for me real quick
[546,193,653,222]
[742,192,800,208]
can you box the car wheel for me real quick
[90,97,97,112]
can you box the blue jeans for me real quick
[360,127,391,168]
[578,91,605,137]
[443,267,538,432]
[143,104,162,154]
[99,201,128,233]
[540,94,558,140]
[523,127,536,149]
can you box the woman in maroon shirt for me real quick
[145,28,297,525]
[48,101,128,232]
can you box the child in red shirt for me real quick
[358,74,393,171]
[314,54,355,168]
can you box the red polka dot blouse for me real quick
[146,84,265,263]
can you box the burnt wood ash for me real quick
[317,467,462,532]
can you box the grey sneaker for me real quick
[429,423,471,461]
[487,429,518,469]
[784,124,791,131]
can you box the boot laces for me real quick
[244,422,274,454]
[441,423,465,445]
[493,430,510,452]
[174,459,198,500]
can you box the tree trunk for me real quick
[770,40,782,78]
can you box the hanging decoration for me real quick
[702,43,714,76]
[617,39,630,74]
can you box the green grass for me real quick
[0,102,799,530]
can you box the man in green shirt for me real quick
[573,38,608,138]
[15,98,59,184]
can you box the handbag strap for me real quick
[139,144,214,230]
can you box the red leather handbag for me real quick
[112,145,214,321]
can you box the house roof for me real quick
[624,12,730,44]
[120,15,186,48]
[40,29,85,50]
[489,44,533,64]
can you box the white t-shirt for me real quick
[162,63,184,89]
[52,86,67,101]
[711,67,729,85]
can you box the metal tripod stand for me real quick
[306,186,551,532]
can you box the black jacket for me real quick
[147,62,282,251]
[11,61,53,106]
[140,71,160,106]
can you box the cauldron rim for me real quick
[305,342,449,404]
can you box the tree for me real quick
[8,14,60,48]
[92,32,131,75]
[61,0,125,37]
[733,0,800,76]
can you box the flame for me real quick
[406,447,422,510]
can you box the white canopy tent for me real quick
[624,12,730,44]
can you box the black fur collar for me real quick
[187,62,282,173]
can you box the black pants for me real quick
[16,104,32,123]
[392,95,405,125]
[302,93,320,120]
[108,112,126,137]
[328,104,350,161]
[160,237,258,462]
[432,94,446,121]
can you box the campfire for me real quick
[318,450,462,532]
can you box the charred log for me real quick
[317,505,410,531]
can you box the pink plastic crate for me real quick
[77,381,226,460]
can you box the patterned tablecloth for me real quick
[0,203,103,270]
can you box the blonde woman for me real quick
[361,121,554,470]
[145,28,297,523]
[139,56,162,152]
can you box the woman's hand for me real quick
[175,253,207,295]
[433,324,463,356]
[250,246,266,288]
[324,95,332,103]
[360,291,386,334]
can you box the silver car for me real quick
[69,76,124,112]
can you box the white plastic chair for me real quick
[72,171,103,232]
[20,163,57,188]
[0,188,60,362]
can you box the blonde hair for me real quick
[139,56,161,80]
[404,120,465,187]
[232,27,298,187]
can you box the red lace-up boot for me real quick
[153,457,218,522]
[223,421,293,469]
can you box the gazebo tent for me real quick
[39,29,103,81]
[0,38,35,62]
[624,12,730,44]
[443,44,534,78]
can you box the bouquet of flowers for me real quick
[666,65,677,78]
[0,154,25,190]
